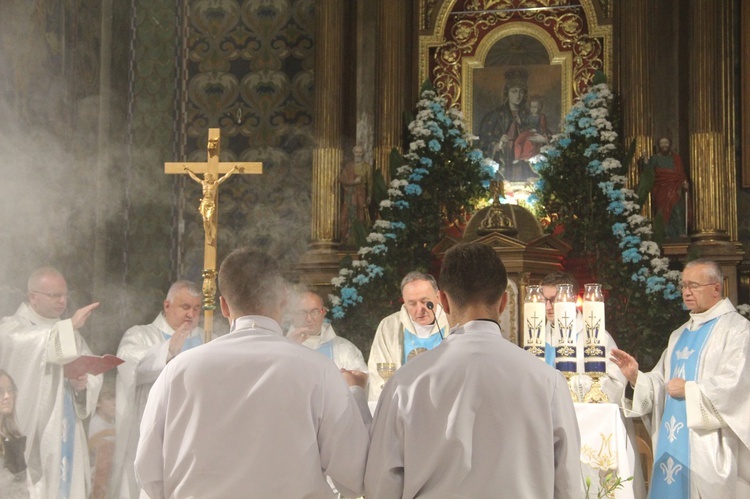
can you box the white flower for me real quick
[352,259,368,268]
[390,179,408,188]
[387,188,403,197]
[409,140,426,152]
[737,304,750,318]
[611,175,628,185]
[328,294,342,306]
[331,276,346,288]
[622,200,639,214]
[367,233,387,244]
[357,246,373,256]
[373,220,392,229]
[601,130,618,142]
[650,257,670,272]
[594,118,612,130]
[640,241,661,257]
[397,165,413,176]
[599,143,616,153]
[665,270,681,281]
[379,199,393,208]
[339,268,352,276]
[589,107,609,119]
[627,214,647,226]
[633,226,653,236]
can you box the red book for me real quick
[64,354,124,379]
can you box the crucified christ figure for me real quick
[184,165,238,245]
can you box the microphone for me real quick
[426,301,444,339]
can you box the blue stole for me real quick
[315,340,335,361]
[544,325,556,367]
[58,385,76,499]
[649,318,717,499]
[403,327,443,364]
[161,331,203,352]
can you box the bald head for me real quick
[27,267,68,319]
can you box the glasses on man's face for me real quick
[295,308,325,319]
[30,290,68,300]
[679,282,716,292]
[0,387,17,397]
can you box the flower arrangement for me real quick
[534,74,684,366]
[738,303,750,320]
[329,83,491,349]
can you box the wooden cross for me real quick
[165,128,263,342]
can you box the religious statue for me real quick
[339,145,372,246]
[638,137,689,239]
[185,165,238,245]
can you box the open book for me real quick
[64,354,124,379]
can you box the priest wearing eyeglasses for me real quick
[286,290,368,375]
[0,267,102,499]
[611,258,750,498]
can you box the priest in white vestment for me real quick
[135,248,370,498]
[366,244,583,498]
[367,271,449,401]
[612,259,750,498]
[0,267,102,499]
[287,290,368,373]
[110,280,203,498]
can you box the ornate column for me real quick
[373,0,411,182]
[687,0,743,301]
[618,0,653,191]
[297,0,345,286]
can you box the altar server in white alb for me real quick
[287,290,368,374]
[110,280,203,498]
[135,248,371,498]
[540,271,626,402]
[365,243,583,498]
[612,258,750,498]
[0,267,102,499]
[367,271,448,401]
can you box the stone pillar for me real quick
[687,0,743,300]
[297,0,345,286]
[618,0,653,191]
[373,0,411,182]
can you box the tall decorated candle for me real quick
[554,283,577,373]
[523,285,546,360]
[583,283,606,373]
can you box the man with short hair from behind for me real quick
[367,271,448,401]
[111,280,203,498]
[612,258,750,498]
[365,243,583,498]
[135,248,370,498]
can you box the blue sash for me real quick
[161,331,203,352]
[403,328,443,364]
[315,340,335,361]
[649,318,717,498]
[58,386,76,499]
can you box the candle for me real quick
[583,283,606,373]
[523,285,546,360]
[554,283,577,373]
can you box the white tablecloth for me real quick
[575,403,637,498]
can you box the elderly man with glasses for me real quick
[0,266,102,499]
[287,290,368,376]
[612,258,750,498]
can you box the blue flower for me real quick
[413,168,429,176]
[559,138,572,148]
[371,244,388,254]
[367,264,384,278]
[420,157,433,167]
[390,221,406,230]
[612,223,627,238]
[546,148,561,159]
[587,159,603,174]
[622,248,643,263]
[582,127,599,138]
[468,149,483,161]
[454,138,468,148]
[535,178,546,191]
[663,283,680,300]
[394,200,410,209]
[331,305,345,319]
[383,232,397,240]
[646,275,666,293]
[578,117,594,128]
[618,235,641,249]
[428,140,441,152]
[352,274,370,285]
[584,144,600,157]
[409,173,424,182]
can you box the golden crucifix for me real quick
[165,128,263,342]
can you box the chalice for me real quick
[376,362,397,389]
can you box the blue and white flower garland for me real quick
[534,83,682,301]
[329,89,488,319]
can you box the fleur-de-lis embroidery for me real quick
[665,416,684,443]
[660,457,683,485]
